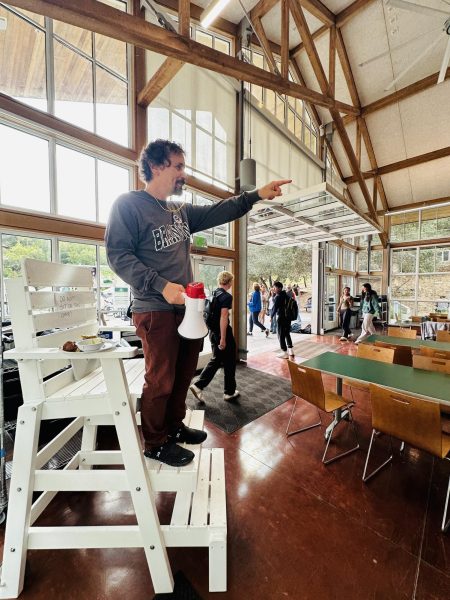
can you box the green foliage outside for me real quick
[247,243,312,291]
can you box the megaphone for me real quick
[178,282,208,340]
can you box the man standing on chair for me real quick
[105,138,291,467]
[190,271,239,404]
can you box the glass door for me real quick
[191,255,232,367]
[323,275,338,331]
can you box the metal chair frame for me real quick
[287,363,359,465]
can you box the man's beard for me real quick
[172,179,185,196]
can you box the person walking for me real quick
[268,288,278,334]
[337,286,354,341]
[247,283,269,336]
[189,271,239,403]
[259,284,269,328]
[105,137,291,466]
[355,282,380,344]
[271,281,294,358]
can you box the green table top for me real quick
[301,352,450,405]
[364,334,450,351]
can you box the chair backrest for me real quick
[369,384,444,457]
[387,327,416,339]
[374,340,412,366]
[288,361,326,411]
[436,330,450,343]
[420,346,450,360]
[411,316,422,323]
[357,344,395,364]
[413,355,450,374]
[6,258,99,401]
[436,317,450,323]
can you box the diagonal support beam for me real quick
[138,58,184,107]
[7,0,360,114]
[290,0,383,239]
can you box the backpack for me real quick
[203,289,223,330]
[284,296,298,321]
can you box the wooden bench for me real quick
[0,258,226,597]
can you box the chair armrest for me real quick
[5,346,138,360]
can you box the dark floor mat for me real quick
[187,364,293,433]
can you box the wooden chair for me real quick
[344,344,395,397]
[411,316,423,323]
[287,362,359,465]
[387,327,416,339]
[374,340,413,366]
[420,346,450,360]
[436,330,450,343]
[413,355,450,374]
[364,385,450,532]
[0,259,227,598]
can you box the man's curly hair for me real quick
[138,139,185,183]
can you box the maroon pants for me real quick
[133,311,203,450]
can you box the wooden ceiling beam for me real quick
[290,25,327,58]
[289,0,382,236]
[290,0,375,57]
[335,0,376,28]
[8,0,358,112]
[250,0,279,20]
[328,25,336,98]
[335,27,390,214]
[178,0,190,36]
[281,0,290,79]
[137,58,184,107]
[251,16,279,74]
[342,67,450,125]
[155,0,237,36]
[297,0,335,26]
[344,145,450,183]
[335,28,360,109]
[382,196,450,214]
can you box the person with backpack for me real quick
[189,271,239,402]
[247,282,269,337]
[271,281,295,359]
[355,282,380,344]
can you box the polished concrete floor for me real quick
[1,333,450,599]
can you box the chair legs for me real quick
[286,398,322,437]
[362,429,394,482]
[322,406,359,465]
[286,400,359,465]
[442,461,450,533]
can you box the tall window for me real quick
[148,105,233,191]
[0,122,132,223]
[0,2,130,146]
[242,47,319,155]
[390,206,450,243]
[390,246,450,318]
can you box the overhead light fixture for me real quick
[200,0,231,29]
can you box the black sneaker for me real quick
[169,423,207,445]
[144,441,194,467]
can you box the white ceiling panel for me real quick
[365,104,407,166]
[398,81,450,156]
[341,0,393,105]
[324,0,355,12]
[409,157,450,202]
[379,170,413,207]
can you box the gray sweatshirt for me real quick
[105,189,260,312]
